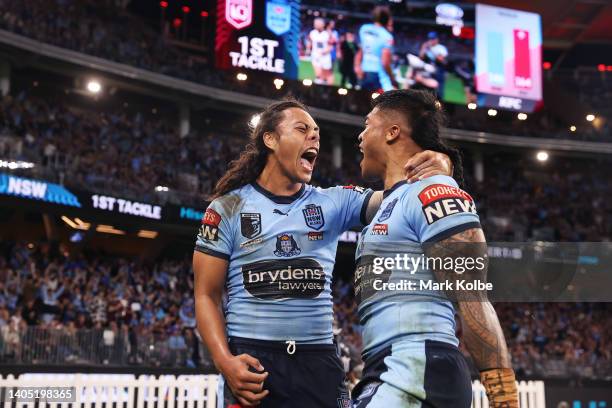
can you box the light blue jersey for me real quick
[355,175,481,358]
[196,182,373,343]
[358,23,394,73]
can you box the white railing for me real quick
[472,380,546,408]
[0,374,545,408]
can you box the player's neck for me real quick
[256,164,303,197]
[383,147,422,190]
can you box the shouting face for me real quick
[266,108,320,184]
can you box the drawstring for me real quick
[285,340,296,355]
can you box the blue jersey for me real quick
[196,182,373,343]
[358,23,394,73]
[354,176,481,358]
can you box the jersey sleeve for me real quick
[404,175,481,243]
[194,199,234,260]
[325,185,374,232]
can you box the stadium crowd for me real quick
[0,0,608,140]
[0,241,610,379]
[2,90,612,241]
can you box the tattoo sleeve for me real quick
[424,228,512,370]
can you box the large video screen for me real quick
[214,0,300,78]
[475,4,542,112]
[213,2,542,111]
[298,3,477,105]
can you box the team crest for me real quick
[240,213,261,238]
[225,0,252,29]
[266,1,291,36]
[274,233,301,257]
[302,204,325,230]
[377,198,398,222]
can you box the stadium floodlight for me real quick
[338,88,348,96]
[517,113,527,121]
[586,114,595,122]
[155,185,169,192]
[467,103,477,110]
[536,151,549,162]
[274,78,284,89]
[487,109,497,117]
[570,125,576,132]
[249,114,261,128]
[0,160,35,170]
[236,73,248,81]
[371,92,380,99]
[86,80,102,94]
[302,79,313,86]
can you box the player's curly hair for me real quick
[372,89,464,187]
[212,99,309,199]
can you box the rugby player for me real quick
[355,6,397,91]
[192,100,452,407]
[353,89,518,407]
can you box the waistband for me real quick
[229,336,337,354]
[364,339,459,365]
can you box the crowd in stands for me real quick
[2,90,612,241]
[0,0,609,140]
[1,241,610,379]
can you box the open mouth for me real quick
[300,147,318,172]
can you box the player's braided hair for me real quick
[212,99,308,199]
[372,89,464,187]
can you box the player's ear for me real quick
[385,124,401,143]
[263,132,278,151]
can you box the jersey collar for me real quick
[383,180,407,199]
[252,182,306,204]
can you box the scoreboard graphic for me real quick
[215,0,300,78]
[475,4,542,112]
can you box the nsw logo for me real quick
[240,213,261,238]
[266,1,291,36]
[274,233,301,257]
[302,204,325,230]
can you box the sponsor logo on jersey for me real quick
[202,208,221,227]
[239,237,263,248]
[199,208,222,241]
[355,381,382,400]
[240,213,261,238]
[198,225,219,241]
[302,204,325,230]
[418,184,476,225]
[242,258,325,299]
[342,185,365,194]
[337,391,351,408]
[377,197,398,222]
[371,224,388,235]
[274,233,301,257]
[308,231,323,241]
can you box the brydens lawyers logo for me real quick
[226,0,252,29]
[242,258,325,299]
[199,208,221,241]
[274,233,301,257]
[418,184,476,225]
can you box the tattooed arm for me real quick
[425,227,518,407]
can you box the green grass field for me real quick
[298,58,467,104]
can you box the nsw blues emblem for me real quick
[274,234,301,257]
[302,204,325,230]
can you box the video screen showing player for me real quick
[306,18,335,85]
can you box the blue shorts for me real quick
[352,340,472,408]
[218,337,350,408]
